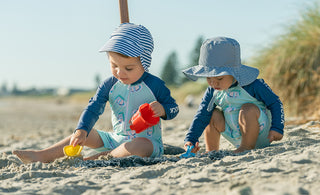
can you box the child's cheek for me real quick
[207,81,214,88]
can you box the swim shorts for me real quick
[94,130,163,158]
[221,107,271,149]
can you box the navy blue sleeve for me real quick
[243,79,285,134]
[76,77,117,134]
[144,73,179,120]
[184,87,216,145]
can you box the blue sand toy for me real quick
[180,145,196,159]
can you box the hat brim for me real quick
[99,36,143,57]
[183,64,259,86]
[235,65,259,86]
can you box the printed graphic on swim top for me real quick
[108,81,160,139]
[130,84,142,92]
[227,91,240,98]
[213,85,270,141]
[115,95,126,106]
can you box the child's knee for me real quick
[210,108,225,132]
[239,103,260,120]
[129,137,154,156]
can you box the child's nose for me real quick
[117,69,125,76]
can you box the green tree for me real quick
[1,82,8,93]
[161,51,179,86]
[189,35,204,67]
[182,35,204,83]
[12,83,19,95]
[94,73,101,89]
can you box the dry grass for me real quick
[170,80,208,103]
[252,2,320,117]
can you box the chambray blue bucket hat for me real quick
[183,37,259,86]
[99,23,154,71]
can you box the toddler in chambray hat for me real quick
[99,23,154,72]
[182,36,284,155]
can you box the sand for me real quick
[0,98,319,195]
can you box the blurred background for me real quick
[1,0,319,119]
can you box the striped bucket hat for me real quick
[183,37,259,86]
[99,23,154,72]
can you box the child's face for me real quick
[207,75,235,90]
[109,52,145,85]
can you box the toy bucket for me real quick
[130,103,160,133]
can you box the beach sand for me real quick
[0,98,319,195]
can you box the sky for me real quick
[0,0,314,90]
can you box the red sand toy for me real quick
[130,103,160,133]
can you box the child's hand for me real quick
[149,101,166,118]
[184,141,200,153]
[70,129,88,147]
[267,130,283,143]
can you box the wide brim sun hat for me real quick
[99,23,154,72]
[182,37,259,86]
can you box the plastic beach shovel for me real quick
[130,103,160,134]
[63,145,83,157]
[180,145,196,159]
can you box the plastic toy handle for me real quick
[63,145,83,157]
[186,145,194,155]
[180,145,196,159]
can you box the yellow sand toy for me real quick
[63,145,83,157]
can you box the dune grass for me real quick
[252,2,320,117]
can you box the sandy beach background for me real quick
[0,97,319,195]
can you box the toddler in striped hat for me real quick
[13,23,179,163]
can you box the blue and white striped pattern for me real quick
[99,23,154,71]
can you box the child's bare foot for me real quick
[12,150,43,164]
[201,151,211,155]
[233,146,252,153]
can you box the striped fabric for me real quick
[99,23,154,72]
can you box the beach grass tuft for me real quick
[251,2,320,117]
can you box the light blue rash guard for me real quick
[185,79,285,146]
[76,72,179,139]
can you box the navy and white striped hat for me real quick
[99,23,154,72]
